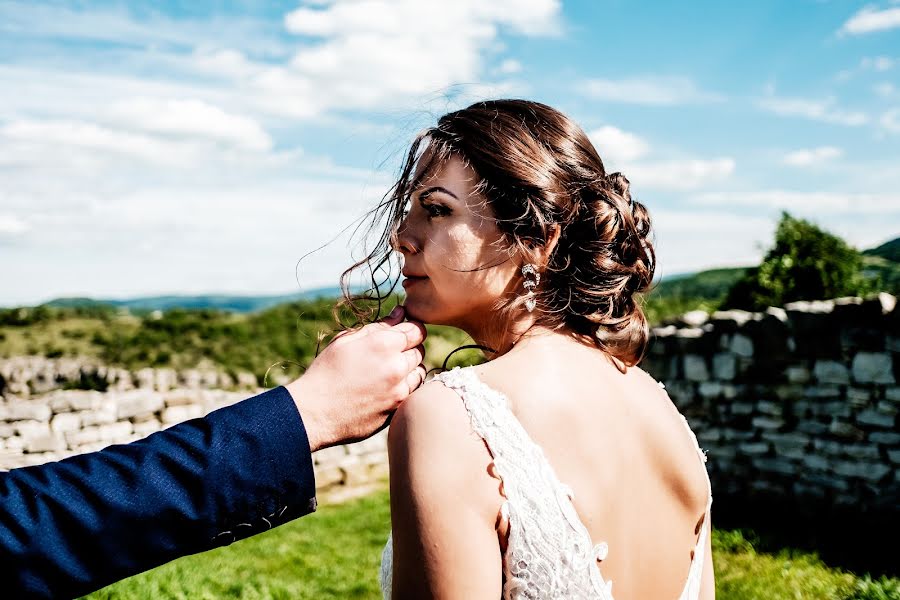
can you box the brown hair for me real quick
[338,99,655,366]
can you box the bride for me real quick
[343,99,714,599]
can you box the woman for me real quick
[344,99,714,599]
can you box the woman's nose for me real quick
[392,215,420,255]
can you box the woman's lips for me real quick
[402,276,427,289]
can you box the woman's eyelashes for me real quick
[419,192,452,219]
[424,203,451,219]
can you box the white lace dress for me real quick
[380,366,712,600]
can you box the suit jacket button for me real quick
[212,530,235,546]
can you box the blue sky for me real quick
[1,0,898,306]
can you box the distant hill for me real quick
[859,236,900,296]
[653,267,747,301]
[44,286,345,314]
[863,236,900,263]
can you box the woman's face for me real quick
[394,153,520,333]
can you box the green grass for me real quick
[82,490,393,600]
[713,530,899,599]
[83,489,899,600]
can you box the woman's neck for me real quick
[464,313,540,358]
[469,320,626,372]
[472,321,578,361]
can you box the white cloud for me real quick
[651,204,899,277]
[782,146,843,167]
[840,6,900,35]
[0,215,29,236]
[0,121,391,304]
[578,76,723,106]
[0,119,198,167]
[628,158,736,191]
[284,0,562,38]
[588,126,650,164]
[875,82,897,98]
[757,92,868,126]
[253,0,561,116]
[681,192,900,263]
[650,210,774,276]
[108,98,272,151]
[862,55,896,71]
[497,59,523,75]
[189,48,260,79]
[691,190,900,214]
[0,2,291,58]
[586,125,733,191]
[1,2,557,125]
[881,108,900,133]
[834,56,897,83]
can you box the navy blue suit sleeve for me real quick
[0,385,317,599]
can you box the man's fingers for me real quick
[392,320,427,350]
[405,364,427,395]
[402,344,425,374]
[327,309,424,356]
[363,305,405,335]
[332,306,405,344]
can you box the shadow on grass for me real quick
[712,493,899,579]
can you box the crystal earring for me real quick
[521,264,540,312]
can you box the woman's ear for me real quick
[518,224,561,269]
[538,224,561,268]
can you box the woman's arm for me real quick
[388,381,504,600]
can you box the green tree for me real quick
[724,212,870,310]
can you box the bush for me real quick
[724,212,871,310]
[841,576,900,600]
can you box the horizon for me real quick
[1,1,899,306]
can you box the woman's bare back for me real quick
[470,334,714,599]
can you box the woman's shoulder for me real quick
[388,373,488,466]
[387,373,503,521]
[390,376,469,439]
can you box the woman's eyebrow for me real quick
[419,185,459,200]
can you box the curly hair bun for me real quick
[605,172,631,203]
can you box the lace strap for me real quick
[433,367,510,443]
[432,367,559,503]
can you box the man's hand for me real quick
[285,306,427,452]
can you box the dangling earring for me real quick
[521,264,540,312]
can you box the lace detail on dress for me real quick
[380,367,712,600]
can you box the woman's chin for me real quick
[401,300,444,326]
[401,303,431,324]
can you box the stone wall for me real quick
[0,387,248,469]
[0,356,260,398]
[641,293,899,513]
[1,293,898,511]
[0,383,389,500]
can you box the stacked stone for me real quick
[0,388,247,470]
[642,293,899,512]
[0,356,259,398]
[312,431,390,502]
